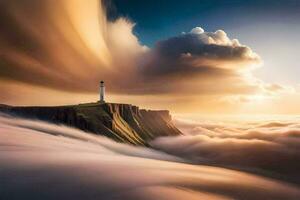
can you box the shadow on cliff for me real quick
[0,102,182,145]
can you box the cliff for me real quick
[0,102,182,145]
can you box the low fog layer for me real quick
[151,118,300,185]
[1,113,300,200]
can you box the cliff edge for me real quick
[0,102,182,145]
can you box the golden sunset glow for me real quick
[1,1,300,199]
[0,0,299,116]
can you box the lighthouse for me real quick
[99,81,105,103]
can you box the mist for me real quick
[151,117,300,185]
[1,113,300,200]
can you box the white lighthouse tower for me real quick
[99,80,105,103]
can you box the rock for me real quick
[0,102,182,145]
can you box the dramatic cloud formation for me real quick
[1,113,300,199]
[0,0,291,109]
[144,27,260,76]
[0,0,144,93]
[139,27,263,95]
[151,118,300,185]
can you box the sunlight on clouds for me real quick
[0,1,297,115]
[62,0,112,67]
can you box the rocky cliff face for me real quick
[0,103,182,145]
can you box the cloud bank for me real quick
[1,113,300,199]
[151,118,300,185]
[138,27,263,95]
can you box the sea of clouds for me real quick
[1,113,300,200]
[151,117,300,185]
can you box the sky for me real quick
[108,0,300,84]
[0,0,300,115]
